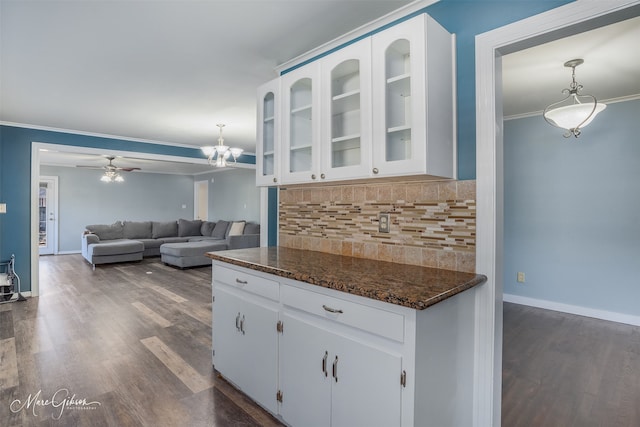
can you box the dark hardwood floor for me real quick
[502,302,640,426]
[2,254,639,426]
[0,254,282,427]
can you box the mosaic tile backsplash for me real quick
[278,179,476,272]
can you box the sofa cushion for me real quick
[89,239,143,256]
[160,241,228,257]
[86,221,124,240]
[136,238,163,250]
[152,221,178,238]
[211,220,230,239]
[228,221,246,236]
[123,221,152,239]
[244,223,260,235]
[178,219,203,237]
[159,236,191,244]
[188,236,223,242]
[201,221,216,236]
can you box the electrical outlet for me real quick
[0,203,6,214]
[517,272,525,283]
[378,213,390,233]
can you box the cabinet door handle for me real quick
[322,304,343,314]
[372,167,379,174]
[320,173,325,179]
[273,177,277,183]
[332,355,338,383]
[235,312,241,331]
[322,351,328,377]
[311,174,316,180]
[235,278,248,285]
[240,315,245,335]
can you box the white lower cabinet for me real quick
[212,284,279,414]
[212,262,477,427]
[279,312,402,427]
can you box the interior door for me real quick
[38,176,58,255]
[194,180,208,220]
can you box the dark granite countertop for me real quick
[206,247,486,310]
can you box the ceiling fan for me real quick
[76,156,141,172]
[76,156,140,182]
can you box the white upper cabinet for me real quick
[372,14,455,178]
[320,38,372,182]
[256,79,280,186]
[258,13,456,186]
[281,63,321,184]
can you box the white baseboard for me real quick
[503,293,640,327]
[54,250,81,255]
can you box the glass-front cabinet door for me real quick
[321,38,371,182]
[371,15,426,177]
[256,79,280,186]
[281,64,321,184]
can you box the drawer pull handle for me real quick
[322,351,328,377]
[235,278,248,285]
[322,305,343,314]
[240,315,245,335]
[235,312,241,331]
[332,355,339,382]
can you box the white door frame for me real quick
[474,1,640,425]
[38,176,59,255]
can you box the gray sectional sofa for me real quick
[81,219,259,269]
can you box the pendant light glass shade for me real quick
[544,100,606,130]
[543,59,605,138]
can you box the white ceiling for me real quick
[2,1,639,175]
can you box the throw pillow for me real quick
[211,220,230,239]
[151,221,178,238]
[201,221,216,236]
[228,221,246,236]
[244,223,260,235]
[178,219,203,237]
[86,221,124,240]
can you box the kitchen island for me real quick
[207,247,487,427]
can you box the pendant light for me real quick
[543,59,606,138]
[201,124,244,167]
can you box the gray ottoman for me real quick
[160,241,227,268]
[87,239,144,269]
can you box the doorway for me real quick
[475,1,640,425]
[38,176,58,255]
[194,180,209,220]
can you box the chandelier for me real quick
[543,59,606,138]
[201,124,244,167]
[100,170,124,183]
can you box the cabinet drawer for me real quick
[213,265,279,302]
[281,285,404,342]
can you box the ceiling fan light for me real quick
[544,102,606,130]
[100,174,112,183]
[114,174,125,182]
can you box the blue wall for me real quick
[0,124,254,290]
[504,99,640,316]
